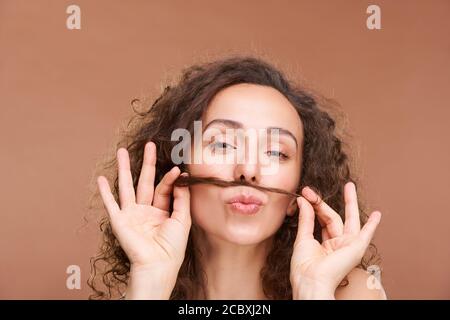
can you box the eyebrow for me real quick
[204,118,298,149]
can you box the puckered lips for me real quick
[226,193,265,215]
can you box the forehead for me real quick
[203,83,303,140]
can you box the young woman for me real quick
[89,55,386,300]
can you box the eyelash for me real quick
[209,142,236,151]
[266,150,289,160]
[209,142,289,160]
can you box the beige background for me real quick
[0,0,449,299]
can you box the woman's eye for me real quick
[267,150,289,160]
[210,141,235,150]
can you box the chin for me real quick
[216,225,273,246]
[192,209,285,246]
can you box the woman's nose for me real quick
[233,134,263,183]
[234,163,260,184]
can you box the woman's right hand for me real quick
[96,141,191,299]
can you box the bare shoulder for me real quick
[335,268,387,300]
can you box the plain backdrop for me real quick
[0,0,449,299]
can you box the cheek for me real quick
[189,185,216,223]
[262,165,300,214]
[264,195,291,222]
[186,163,231,225]
[265,162,300,194]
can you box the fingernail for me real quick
[302,186,316,200]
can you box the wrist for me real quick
[292,279,336,300]
[293,288,335,300]
[125,264,179,300]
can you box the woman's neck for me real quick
[195,232,272,300]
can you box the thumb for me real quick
[295,196,316,243]
[171,172,191,230]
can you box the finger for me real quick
[359,211,382,247]
[301,186,344,238]
[295,197,315,241]
[171,173,191,229]
[136,142,156,205]
[321,244,367,282]
[324,211,381,280]
[117,148,136,208]
[344,182,361,235]
[152,166,180,211]
[322,228,331,242]
[97,176,120,217]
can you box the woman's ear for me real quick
[286,197,298,217]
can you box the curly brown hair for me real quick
[87,54,380,300]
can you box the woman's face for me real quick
[187,83,303,245]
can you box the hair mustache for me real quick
[173,174,302,198]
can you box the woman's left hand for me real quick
[290,182,381,299]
